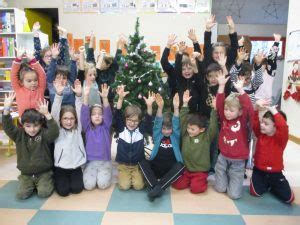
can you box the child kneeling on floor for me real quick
[2,93,59,199]
[250,99,295,204]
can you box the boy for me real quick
[114,85,154,190]
[214,72,254,199]
[2,93,59,199]
[250,100,295,203]
[172,90,218,193]
[139,93,184,201]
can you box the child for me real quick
[78,46,101,106]
[81,83,113,190]
[214,72,254,199]
[139,93,185,201]
[2,92,59,199]
[250,100,295,203]
[115,85,154,190]
[172,90,218,193]
[51,79,86,196]
[11,48,46,116]
[47,43,78,106]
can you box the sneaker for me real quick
[147,184,163,201]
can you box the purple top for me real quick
[81,104,112,161]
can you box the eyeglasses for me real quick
[126,118,140,124]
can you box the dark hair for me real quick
[206,63,222,74]
[212,42,228,55]
[238,62,253,77]
[18,63,37,81]
[187,113,207,129]
[21,109,46,126]
[162,112,172,129]
[59,105,78,129]
[56,65,70,79]
[263,110,287,122]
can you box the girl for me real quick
[51,79,86,196]
[81,83,113,190]
[11,48,46,116]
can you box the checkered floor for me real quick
[0,180,299,225]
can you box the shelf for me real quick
[0,68,11,70]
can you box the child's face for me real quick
[212,46,226,62]
[187,124,205,137]
[206,71,219,86]
[55,74,68,87]
[260,118,276,136]
[224,104,241,120]
[22,72,38,91]
[23,122,42,137]
[61,112,76,130]
[162,126,173,137]
[238,74,251,87]
[86,69,96,83]
[91,107,103,126]
[126,115,140,131]
[43,50,52,65]
[182,64,194,79]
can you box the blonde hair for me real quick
[84,62,96,78]
[224,93,242,109]
[124,105,142,121]
[182,54,198,74]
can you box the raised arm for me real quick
[69,48,78,83]
[86,31,96,63]
[51,80,64,123]
[99,83,112,128]
[46,43,60,83]
[32,22,42,61]
[267,33,281,76]
[251,52,264,90]
[179,90,192,136]
[226,16,239,67]
[204,15,216,66]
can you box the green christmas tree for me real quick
[113,18,169,111]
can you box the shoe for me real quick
[208,168,215,175]
[147,184,163,201]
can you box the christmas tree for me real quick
[113,18,169,111]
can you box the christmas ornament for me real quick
[138,94,142,99]
[158,87,162,92]
[125,63,128,68]
[148,81,153,86]
[138,79,141,83]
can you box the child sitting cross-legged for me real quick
[172,89,218,193]
[2,92,59,199]
[139,93,185,201]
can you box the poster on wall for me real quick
[100,0,120,13]
[139,0,157,13]
[156,0,177,13]
[63,0,82,13]
[119,0,138,13]
[287,30,300,61]
[177,0,195,13]
[82,0,100,12]
[195,0,210,13]
[283,61,300,102]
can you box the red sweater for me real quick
[11,59,46,116]
[253,111,288,172]
[216,93,254,160]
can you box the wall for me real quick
[7,0,216,55]
[281,0,300,138]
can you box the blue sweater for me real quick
[150,116,183,163]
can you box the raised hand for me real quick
[78,46,85,54]
[99,83,110,98]
[274,33,281,43]
[183,90,192,106]
[167,34,177,48]
[71,79,82,97]
[178,41,187,54]
[206,14,217,31]
[256,99,271,109]
[226,16,235,33]
[32,21,40,37]
[53,80,65,96]
[25,49,35,61]
[216,70,229,86]
[173,93,180,109]
[51,43,60,59]
[238,36,244,47]
[254,50,266,66]
[69,47,79,61]
[155,93,164,109]
[188,29,197,43]
[37,99,50,116]
[57,26,67,38]
[117,35,127,49]
[143,91,156,106]
[217,54,227,67]
[116,85,129,99]
[233,76,245,91]
[192,51,204,62]
[4,92,16,108]
[15,47,25,59]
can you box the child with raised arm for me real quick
[2,92,59,199]
[11,48,46,116]
[115,85,154,190]
[214,72,254,199]
[139,93,185,201]
[81,83,113,190]
[51,79,86,196]
[172,90,218,193]
[250,100,295,203]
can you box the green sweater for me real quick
[2,114,59,175]
[180,107,218,172]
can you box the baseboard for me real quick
[289,134,300,145]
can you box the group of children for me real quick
[2,15,295,204]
